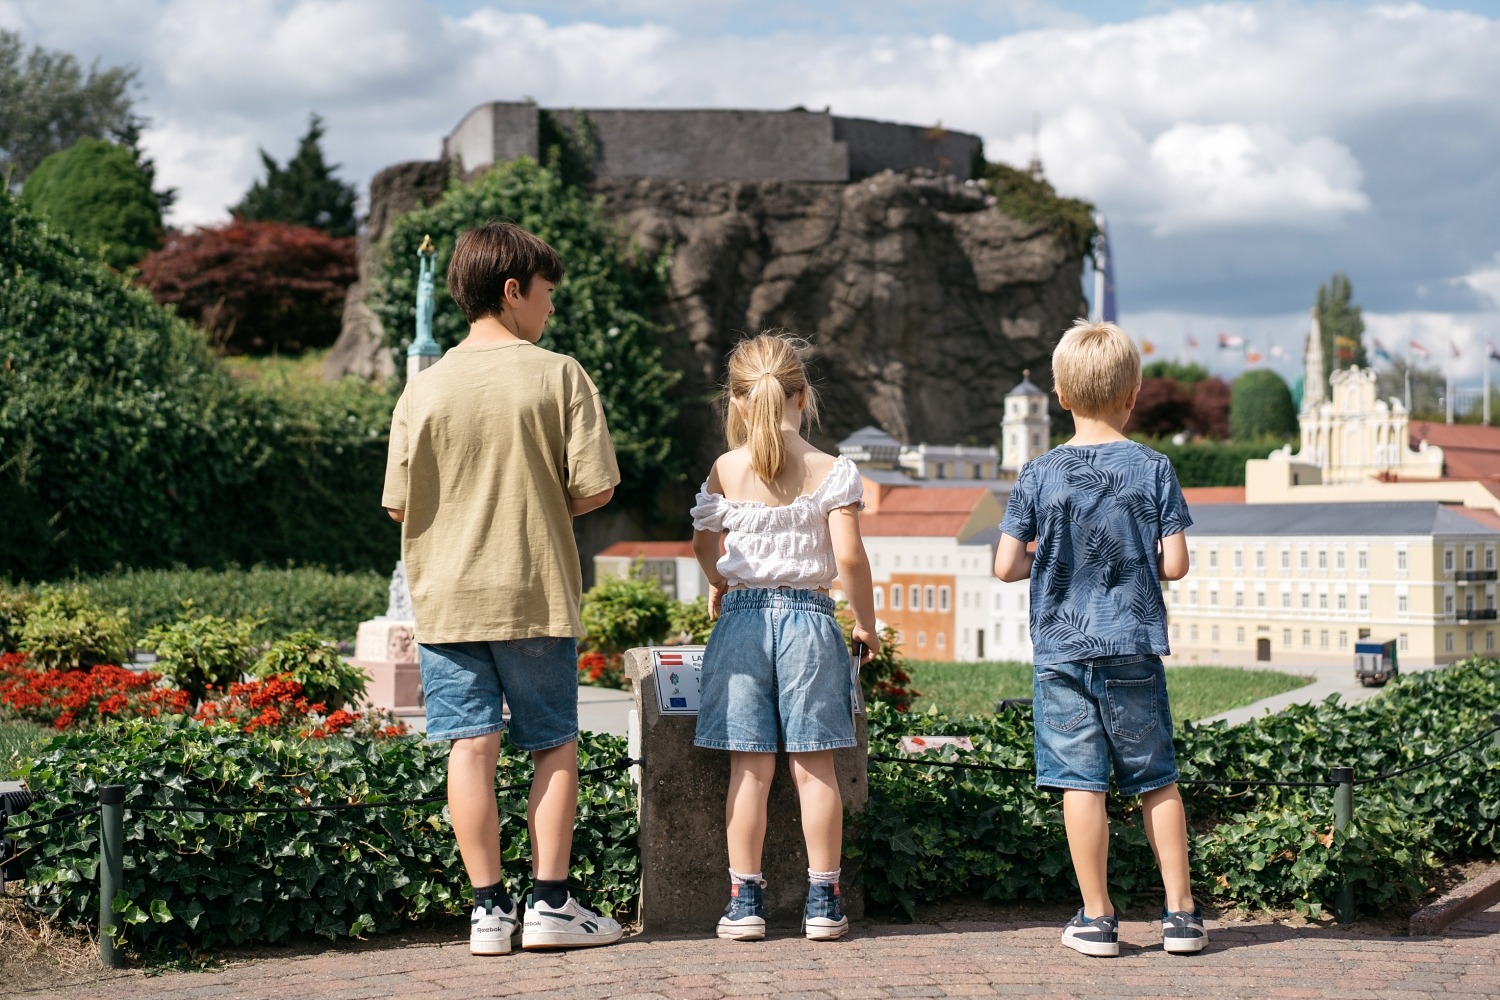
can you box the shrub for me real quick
[137,219,356,355]
[143,608,261,704]
[0,586,34,652]
[20,136,161,269]
[67,566,388,644]
[834,606,919,711]
[1229,369,1299,442]
[17,721,635,953]
[252,630,368,709]
[579,574,673,655]
[0,652,190,730]
[194,674,402,739]
[17,588,131,670]
[666,596,714,645]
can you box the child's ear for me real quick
[1056,390,1072,412]
[502,277,521,305]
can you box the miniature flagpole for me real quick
[1485,342,1491,426]
[1445,342,1454,425]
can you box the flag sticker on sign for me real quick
[651,647,706,715]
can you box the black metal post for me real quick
[1329,766,1355,923]
[98,784,125,968]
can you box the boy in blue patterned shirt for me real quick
[996,320,1205,957]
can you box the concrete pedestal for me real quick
[625,648,867,933]
[351,619,423,715]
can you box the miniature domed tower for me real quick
[1002,370,1050,473]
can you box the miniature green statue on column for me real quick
[407,234,441,381]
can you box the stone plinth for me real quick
[625,648,867,933]
[351,619,422,715]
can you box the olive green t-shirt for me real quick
[381,341,619,643]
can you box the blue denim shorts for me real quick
[1032,653,1178,796]
[694,589,857,754]
[418,637,579,749]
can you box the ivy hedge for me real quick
[11,657,1497,955]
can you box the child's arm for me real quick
[385,508,405,523]
[1159,531,1189,581]
[994,533,1034,582]
[829,504,880,664]
[692,464,728,618]
[570,486,614,516]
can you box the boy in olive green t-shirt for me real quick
[382,222,621,956]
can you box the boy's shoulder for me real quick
[1024,440,1170,474]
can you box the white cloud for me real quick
[1363,310,1500,382]
[1453,253,1500,311]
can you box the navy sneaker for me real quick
[1061,909,1119,957]
[803,882,848,941]
[1161,907,1207,954]
[716,879,766,940]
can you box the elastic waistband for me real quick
[722,588,835,616]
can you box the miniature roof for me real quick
[597,541,696,559]
[1187,501,1500,537]
[1007,370,1047,397]
[839,425,904,449]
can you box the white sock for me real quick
[807,868,840,885]
[729,868,764,886]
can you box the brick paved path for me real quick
[13,903,1499,1000]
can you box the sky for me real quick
[5,0,1500,389]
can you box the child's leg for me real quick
[1062,789,1114,917]
[528,739,579,881]
[725,750,776,873]
[1141,782,1195,913]
[789,750,842,872]
[449,731,504,886]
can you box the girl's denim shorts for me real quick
[1032,653,1179,796]
[693,588,857,754]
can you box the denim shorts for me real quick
[694,589,857,754]
[1032,653,1178,796]
[418,637,579,749]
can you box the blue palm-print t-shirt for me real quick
[999,440,1192,665]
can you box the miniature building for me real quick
[1001,370,1050,475]
[593,541,708,603]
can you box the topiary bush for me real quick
[16,588,131,670]
[15,720,636,954]
[143,608,261,704]
[252,629,367,710]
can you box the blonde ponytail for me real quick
[724,333,818,484]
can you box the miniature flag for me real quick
[1451,341,1462,359]
[1489,341,1500,362]
[1217,332,1244,349]
[1140,339,1156,355]
[1269,344,1288,361]
[1185,335,1199,350]
[1334,335,1357,361]
[1408,339,1431,359]
[1371,338,1394,363]
[1245,347,1263,364]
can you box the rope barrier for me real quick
[2,804,102,836]
[1354,723,1500,786]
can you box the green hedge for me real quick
[1139,437,1280,488]
[18,721,635,953]
[0,188,398,579]
[61,566,387,644]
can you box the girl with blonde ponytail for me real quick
[689,332,879,944]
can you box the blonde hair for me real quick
[1051,319,1141,417]
[724,333,819,483]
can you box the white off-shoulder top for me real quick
[689,456,865,591]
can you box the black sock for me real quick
[472,880,512,911]
[533,879,570,909]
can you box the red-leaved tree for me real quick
[1126,377,1193,437]
[137,219,355,355]
[1189,377,1232,439]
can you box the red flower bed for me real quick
[195,674,408,739]
[0,651,191,729]
[578,650,627,690]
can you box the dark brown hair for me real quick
[446,221,564,323]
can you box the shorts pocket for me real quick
[1037,669,1088,733]
[513,637,564,658]
[1105,675,1159,741]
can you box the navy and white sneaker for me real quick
[1161,907,1207,954]
[717,879,766,940]
[803,882,849,941]
[1061,909,1119,957]
[521,893,623,949]
[469,899,519,956]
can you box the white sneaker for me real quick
[470,899,519,956]
[522,893,623,949]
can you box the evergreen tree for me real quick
[232,114,357,236]
[1316,273,1367,385]
[1229,369,1299,442]
[21,136,161,269]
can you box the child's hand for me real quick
[708,580,726,620]
[852,625,880,665]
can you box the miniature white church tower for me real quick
[1002,370,1050,474]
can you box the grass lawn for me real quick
[0,720,49,778]
[906,660,1314,723]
